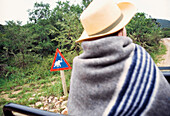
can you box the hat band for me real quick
[89,13,123,36]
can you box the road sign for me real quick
[50,48,72,71]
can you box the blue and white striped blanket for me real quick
[68,36,170,116]
[104,45,160,116]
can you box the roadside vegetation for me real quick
[0,0,168,115]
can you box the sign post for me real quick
[60,70,68,95]
[50,48,72,96]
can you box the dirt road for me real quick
[157,38,170,66]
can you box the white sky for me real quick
[0,0,170,25]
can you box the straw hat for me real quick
[76,0,137,43]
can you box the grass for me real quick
[0,55,72,115]
[0,73,71,115]
[150,43,167,64]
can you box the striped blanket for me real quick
[68,36,170,116]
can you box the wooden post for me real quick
[60,70,68,96]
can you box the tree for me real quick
[27,1,83,55]
[0,24,6,63]
[49,1,83,55]
[0,24,4,33]
[126,12,163,54]
[82,0,92,9]
[25,20,54,56]
[28,2,51,23]
[0,21,38,67]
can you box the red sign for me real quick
[50,49,72,71]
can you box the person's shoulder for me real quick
[134,44,147,52]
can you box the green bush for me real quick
[162,28,170,38]
[126,13,165,62]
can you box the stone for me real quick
[53,109,59,113]
[61,108,68,115]
[61,105,66,110]
[35,102,42,106]
[48,96,54,103]
[54,97,58,101]
[59,97,64,101]
[44,106,48,111]
[61,101,68,107]
[49,109,58,113]
[29,104,34,108]
[40,107,44,110]
[1,91,5,94]
[29,97,34,101]
[52,97,58,103]
[44,102,48,107]
[60,96,68,101]
[39,96,45,101]
[55,101,61,105]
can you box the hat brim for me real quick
[76,2,137,43]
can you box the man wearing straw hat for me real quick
[68,0,170,116]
